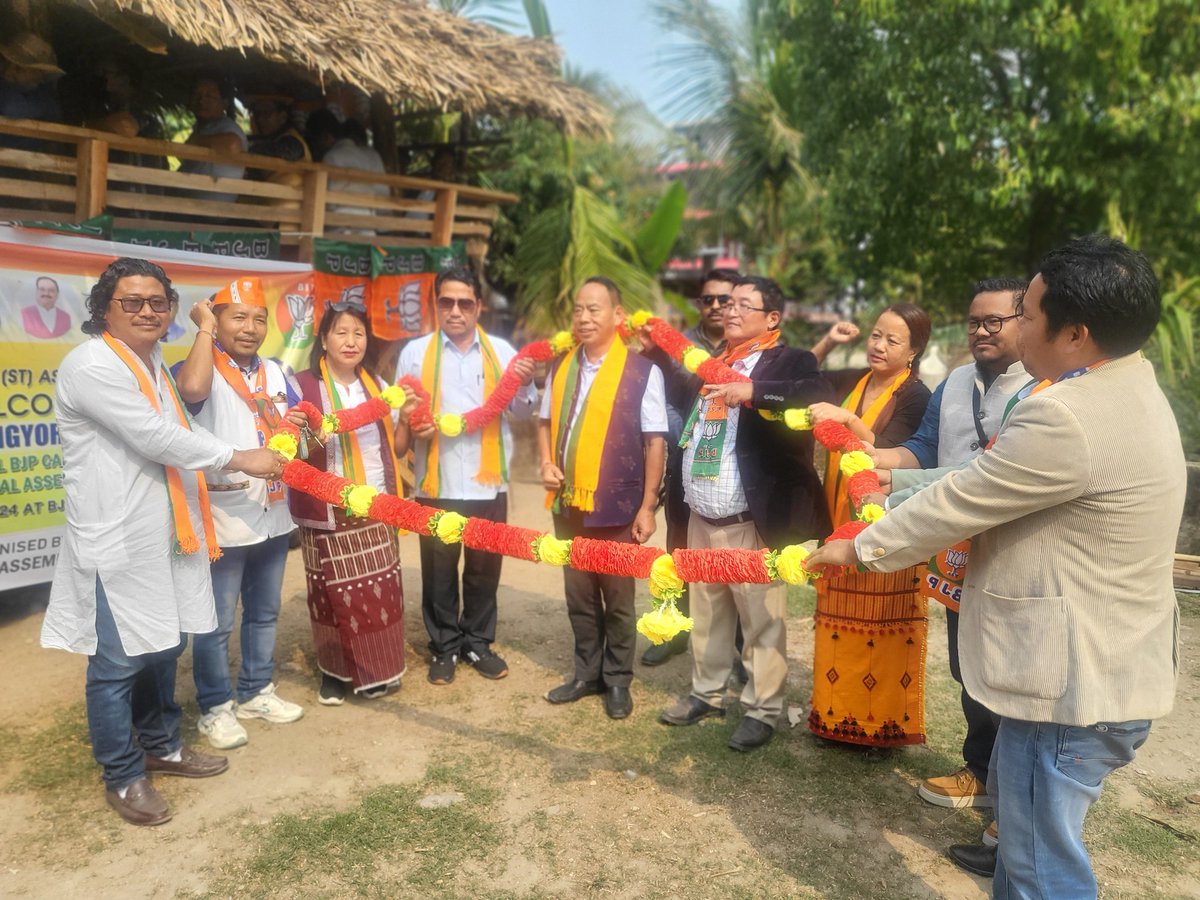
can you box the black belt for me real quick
[697,510,753,528]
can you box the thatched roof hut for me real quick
[30,0,609,135]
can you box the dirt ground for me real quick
[1,475,1198,899]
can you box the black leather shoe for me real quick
[660,695,725,726]
[545,679,603,704]
[604,686,633,719]
[948,844,996,878]
[641,632,688,666]
[728,716,774,751]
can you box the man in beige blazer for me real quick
[810,234,1185,899]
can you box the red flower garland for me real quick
[846,469,882,507]
[329,397,392,434]
[462,517,541,562]
[674,548,773,584]
[569,538,664,579]
[643,317,747,386]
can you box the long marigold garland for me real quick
[270,317,890,647]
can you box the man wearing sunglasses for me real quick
[866,277,1029,863]
[41,258,283,827]
[395,265,538,686]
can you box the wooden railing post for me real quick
[431,187,458,247]
[298,168,328,262]
[75,137,108,221]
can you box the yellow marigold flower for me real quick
[534,535,572,566]
[628,309,652,330]
[437,413,466,437]
[435,511,467,544]
[549,331,575,355]
[267,432,297,461]
[783,408,814,430]
[345,484,378,518]
[637,600,694,645]
[380,385,406,409]
[648,553,684,601]
[839,449,874,477]
[858,502,886,523]
[682,346,711,373]
[322,413,340,435]
[774,544,812,585]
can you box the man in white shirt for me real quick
[41,258,281,827]
[173,276,305,751]
[395,266,537,685]
[538,277,669,720]
[20,275,71,339]
[179,76,247,203]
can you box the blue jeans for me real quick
[989,716,1151,899]
[86,579,184,790]
[192,534,290,711]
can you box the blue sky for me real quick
[540,0,741,122]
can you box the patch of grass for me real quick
[207,761,501,898]
[1088,793,1198,873]
[1177,591,1200,619]
[1138,779,1200,812]
[6,704,95,796]
[787,583,817,618]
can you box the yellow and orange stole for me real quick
[418,327,506,497]
[212,344,286,502]
[320,358,397,485]
[547,339,628,513]
[102,333,221,561]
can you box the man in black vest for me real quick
[654,275,832,750]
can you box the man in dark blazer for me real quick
[652,275,832,751]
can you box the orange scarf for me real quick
[212,344,285,502]
[102,333,220,561]
[321,357,398,485]
[824,368,912,527]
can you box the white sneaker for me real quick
[235,682,304,723]
[197,700,248,749]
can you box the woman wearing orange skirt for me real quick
[807,304,932,746]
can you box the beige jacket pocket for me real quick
[979,590,1069,700]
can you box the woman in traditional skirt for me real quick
[289,300,409,705]
[806,304,933,746]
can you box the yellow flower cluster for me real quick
[628,309,652,330]
[533,535,572,566]
[636,601,694,646]
[267,432,298,461]
[839,449,874,477]
[858,502,886,523]
[549,331,576,355]
[783,408,813,430]
[648,553,684,601]
[344,484,379,518]
[434,511,468,544]
[681,346,711,373]
[322,413,340,435]
[437,413,466,437]
[379,385,407,409]
[773,544,813,585]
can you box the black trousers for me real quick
[419,493,507,657]
[946,608,1000,782]
[554,511,636,688]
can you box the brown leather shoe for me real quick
[106,776,171,826]
[144,744,229,778]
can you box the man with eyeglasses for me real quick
[640,268,739,667]
[41,257,283,827]
[655,275,832,751]
[868,277,1028,849]
[395,265,537,686]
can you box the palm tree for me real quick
[429,0,521,31]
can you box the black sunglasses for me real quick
[697,293,732,307]
[436,296,478,313]
[115,296,173,314]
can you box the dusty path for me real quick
[0,476,1197,898]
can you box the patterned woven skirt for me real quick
[301,514,407,692]
[808,566,928,747]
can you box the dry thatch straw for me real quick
[71,0,611,135]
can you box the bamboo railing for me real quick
[0,117,516,259]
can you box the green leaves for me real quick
[634,180,688,274]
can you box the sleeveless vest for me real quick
[936,361,1029,466]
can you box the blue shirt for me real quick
[899,379,944,469]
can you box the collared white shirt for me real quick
[182,351,299,547]
[681,351,763,519]
[327,378,397,493]
[42,338,234,656]
[398,330,539,500]
[537,346,669,441]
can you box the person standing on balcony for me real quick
[394,265,539,686]
[172,277,306,750]
[247,94,310,169]
[306,110,388,235]
[180,76,247,203]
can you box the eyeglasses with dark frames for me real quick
[115,296,173,314]
[436,296,478,313]
[967,314,1019,335]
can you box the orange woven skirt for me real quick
[808,566,928,747]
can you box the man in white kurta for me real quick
[40,257,280,827]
